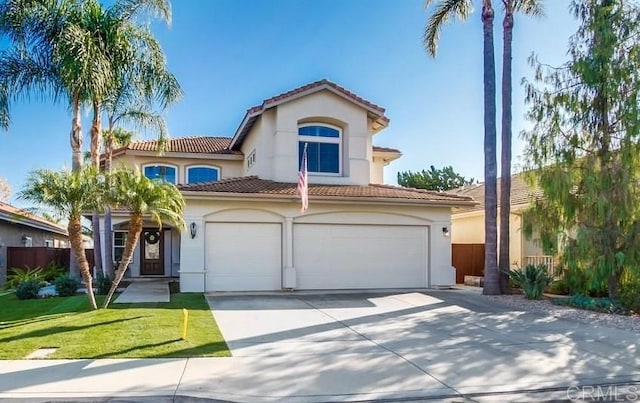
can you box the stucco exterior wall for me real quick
[370,157,385,184]
[179,197,454,292]
[244,91,373,186]
[0,221,68,285]
[112,154,244,184]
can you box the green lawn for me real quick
[0,292,230,359]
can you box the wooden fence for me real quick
[451,243,485,284]
[7,247,94,273]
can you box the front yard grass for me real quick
[0,292,230,359]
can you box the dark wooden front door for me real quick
[140,229,164,275]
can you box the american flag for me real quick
[297,144,309,213]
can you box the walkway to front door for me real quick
[114,279,170,303]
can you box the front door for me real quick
[140,229,164,275]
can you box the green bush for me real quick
[506,264,553,300]
[546,278,571,295]
[5,267,44,289]
[95,272,113,295]
[15,278,43,300]
[553,294,624,314]
[53,274,80,297]
[618,279,640,313]
[41,263,67,282]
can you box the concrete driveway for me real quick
[206,289,640,402]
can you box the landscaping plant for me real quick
[53,274,80,297]
[15,278,43,300]
[506,264,552,299]
[4,267,43,290]
[95,272,113,295]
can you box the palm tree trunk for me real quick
[103,129,115,277]
[481,0,500,295]
[90,101,104,276]
[499,4,514,294]
[69,95,83,280]
[70,96,83,172]
[103,214,143,308]
[69,215,97,310]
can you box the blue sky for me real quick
[0,0,577,205]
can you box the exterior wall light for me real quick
[442,227,450,237]
[190,222,197,239]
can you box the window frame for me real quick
[113,230,129,265]
[298,123,342,176]
[142,163,178,184]
[186,165,221,185]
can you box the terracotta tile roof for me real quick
[179,176,475,206]
[372,146,401,154]
[121,136,241,155]
[231,80,390,150]
[0,201,68,236]
[451,173,543,214]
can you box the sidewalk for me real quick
[2,356,639,402]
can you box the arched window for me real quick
[298,124,341,174]
[187,166,220,184]
[143,164,177,184]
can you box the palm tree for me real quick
[0,0,115,171]
[499,0,544,293]
[20,168,106,310]
[424,0,500,294]
[72,0,179,278]
[102,168,184,308]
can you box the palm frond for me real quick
[423,0,473,57]
[514,0,545,17]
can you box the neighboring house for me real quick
[102,79,475,292]
[451,173,554,272]
[0,201,69,285]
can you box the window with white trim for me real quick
[143,164,177,184]
[298,124,342,174]
[113,231,128,265]
[187,166,220,184]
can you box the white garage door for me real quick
[205,222,282,291]
[293,224,428,289]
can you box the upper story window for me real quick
[298,124,341,174]
[143,164,177,184]
[187,166,220,184]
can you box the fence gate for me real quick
[451,243,485,284]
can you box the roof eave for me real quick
[180,191,476,207]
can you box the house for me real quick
[451,174,554,275]
[102,79,475,292]
[0,201,69,285]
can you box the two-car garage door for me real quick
[205,222,428,292]
[293,224,427,289]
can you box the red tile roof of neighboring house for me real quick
[231,79,390,150]
[179,176,475,206]
[0,201,68,236]
[114,136,241,156]
[451,173,543,213]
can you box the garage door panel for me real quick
[206,223,282,291]
[294,224,427,290]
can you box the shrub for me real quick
[15,278,43,300]
[95,272,113,295]
[5,267,44,289]
[53,274,80,297]
[553,295,624,314]
[506,264,553,300]
[618,279,640,313]
[41,263,67,282]
[546,278,571,295]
